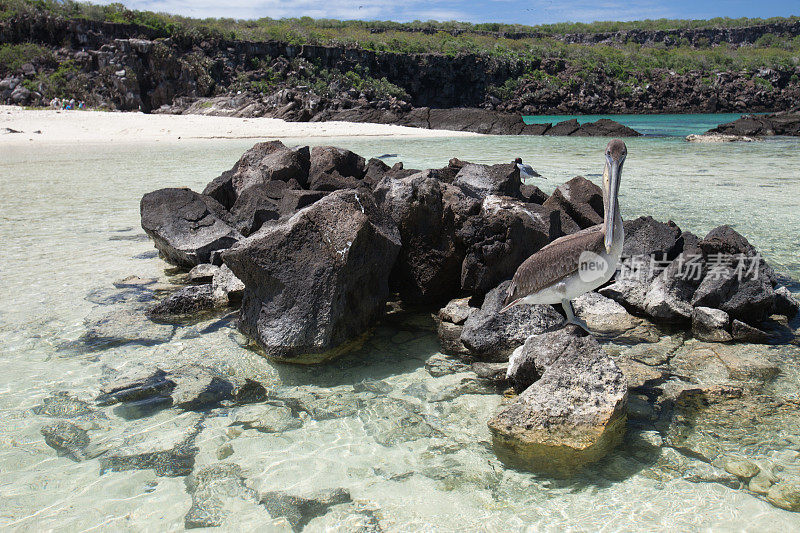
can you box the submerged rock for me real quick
[223,189,400,363]
[259,488,351,532]
[41,420,91,461]
[766,481,800,511]
[147,284,218,319]
[230,403,302,433]
[140,188,240,269]
[99,413,201,476]
[488,327,628,477]
[460,281,564,361]
[96,366,235,415]
[185,463,262,529]
[81,306,175,349]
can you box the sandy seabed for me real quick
[0,105,477,146]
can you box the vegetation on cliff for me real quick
[1,0,799,114]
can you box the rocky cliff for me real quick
[2,13,800,115]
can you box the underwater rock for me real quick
[460,281,564,361]
[81,306,175,349]
[224,189,400,363]
[359,397,440,446]
[230,403,302,433]
[185,463,264,529]
[766,480,800,511]
[41,420,91,461]
[259,488,352,532]
[668,341,779,389]
[438,297,475,326]
[140,187,240,269]
[34,392,95,418]
[692,307,732,342]
[147,284,218,319]
[488,327,628,477]
[99,413,201,476]
[96,365,235,414]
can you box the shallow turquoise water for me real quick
[1,130,799,530]
[522,113,760,137]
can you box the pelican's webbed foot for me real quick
[561,299,592,334]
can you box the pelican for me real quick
[515,158,544,180]
[502,140,627,331]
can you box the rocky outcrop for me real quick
[203,141,310,209]
[458,195,573,295]
[707,111,800,137]
[489,326,628,477]
[373,171,465,304]
[542,176,604,229]
[140,188,240,269]
[222,189,401,363]
[459,281,564,361]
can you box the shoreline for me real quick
[0,106,478,146]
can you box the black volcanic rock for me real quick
[374,171,464,304]
[203,142,310,209]
[222,189,400,363]
[543,176,604,229]
[140,188,240,269]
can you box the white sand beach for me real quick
[0,105,476,146]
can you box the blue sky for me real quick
[93,0,798,24]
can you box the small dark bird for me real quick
[515,157,543,180]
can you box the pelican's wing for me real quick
[505,225,606,304]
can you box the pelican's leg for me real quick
[561,299,591,333]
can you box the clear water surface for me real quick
[1,119,800,530]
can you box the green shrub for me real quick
[0,43,52,73]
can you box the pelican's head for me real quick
[603,139,627,253]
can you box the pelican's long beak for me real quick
[604,159,622,254]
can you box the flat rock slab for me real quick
[488,327,628,477]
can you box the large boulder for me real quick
[458,195,575,295]
[203,141,310,208]
[308,146,366,191]
[140,188,240,269]
[228,184,281,236]
[622,216,683,259]
[542,176,604,229]
[223,190,400,363]
[452,163,522,200]
[459,281,564,361]
[488,327,628,477]
[691,226,776,322]
[374,171,463,304]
